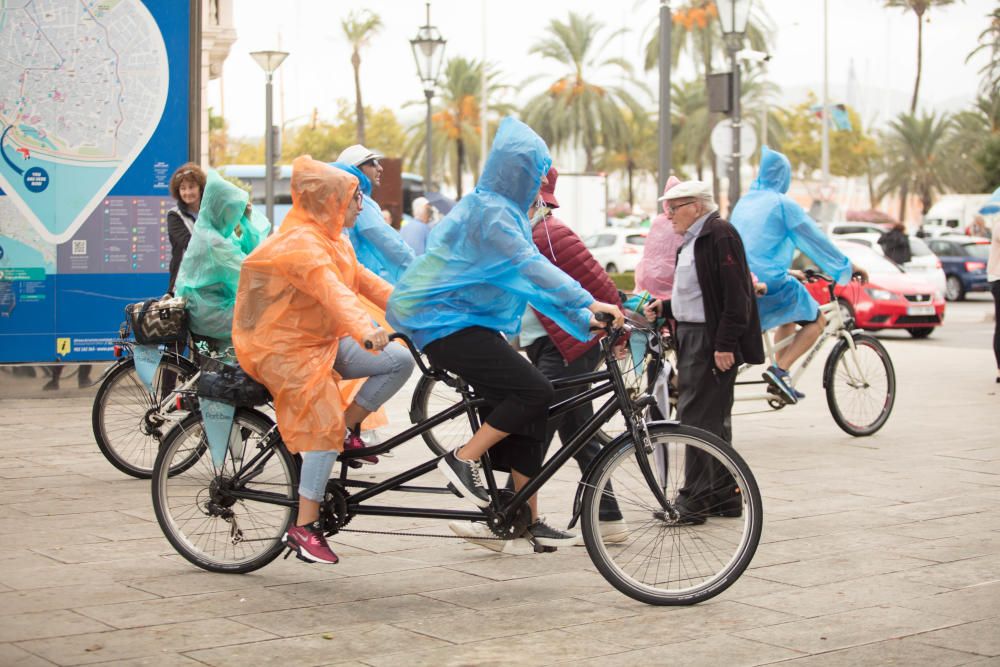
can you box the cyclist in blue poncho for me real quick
[731,146,866,404]
[388,117,623,549]
[333,145,414,284]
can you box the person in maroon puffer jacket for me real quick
[520,168,626,541]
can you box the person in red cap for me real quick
[449,167,628,550]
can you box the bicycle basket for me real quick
[196,357,272,407]
[126,296,188,344]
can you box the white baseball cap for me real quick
[337,144,384,167]
[658,180,712,202]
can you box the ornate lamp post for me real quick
[250,50,289,225]
[410,2,446,193]
[717,0,752,213]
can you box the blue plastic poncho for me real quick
[331,161,414,284]
[387,116,594,351]
[731,146,851,331]
[174,170,271,341]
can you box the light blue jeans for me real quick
[332,335,414,413]
[298,336,414,502]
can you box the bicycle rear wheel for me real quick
[823,333,895,436]
[92,354,198,478]
[580,423,762,605]
[409,375,476,457]
[152,409,296,574]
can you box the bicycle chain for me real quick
[336,526,506,540]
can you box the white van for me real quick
[921,194,992,237]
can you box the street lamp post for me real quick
[658,0,672,194]
[717,0,752,214]
[250,50,289,226]
[410,2,446,194]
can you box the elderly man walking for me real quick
[649,181,763,524]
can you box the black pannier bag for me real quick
[196,357,271,407]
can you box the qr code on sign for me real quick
[72,240,87,255]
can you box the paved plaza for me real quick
[0,298,997,666]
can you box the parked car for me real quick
[837,232,946,298]
[925,235,993,301]
[583,229,647,273]
[828,221,892,236]
[801,242,945,339]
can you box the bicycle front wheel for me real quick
[580,423,762,606]
[152,409,296,574]
[92,354,198,478]
[823,333,895,437]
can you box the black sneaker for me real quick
[526,517,577,548]
[437,450,490,508]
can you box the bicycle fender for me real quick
[568,419,680,530]
[822,334,860,390]
[95,356,133,384]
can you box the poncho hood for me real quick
[751,146,792,195]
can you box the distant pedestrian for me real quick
[967,215,991,240]
[878,223,912,265]
[988,229,1000,383]
[635,176,682,318]
[166,163,206,294]
[399,196,432,255]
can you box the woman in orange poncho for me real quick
[233,156,414,564]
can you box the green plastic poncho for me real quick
[730,146,851,331]
[387,116,594,350]
[174,170,271,341]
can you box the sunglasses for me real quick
[667,201,696,215]
[364,159,380,169]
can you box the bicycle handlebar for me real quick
[364,332,447,380]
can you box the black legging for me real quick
[992,281,1000,371]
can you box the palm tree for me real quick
[404,57,513,197]
[642,1,772,75]
[341,9,382,145]
[521,12,644,171]
[884,0,958,113]
[967,7,1000,96]
[877,111,952,222]
[670,80,712,180]
[940,91,1000,192]
[594,106,658,208]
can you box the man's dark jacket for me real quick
[691,211,765,365]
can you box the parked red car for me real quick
[803,243,946,339]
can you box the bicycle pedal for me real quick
[532,543,557,554]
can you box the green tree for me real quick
[521,12,643,171]
[775,95,880,179]
[940,92,1000,192]
[975,135,1000,190]
[341,9,383,145]
[281,101,407,164]
[884,0,959,112]
[594,106,658,208]
[967,7,1000,96]
[877,111,952,221]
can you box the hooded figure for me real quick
[232,156,393,455]
[174,170,271,342]
[731,146,851,331]
[332,162,414,284]
[634,175,683,300]
[388,117,593,350]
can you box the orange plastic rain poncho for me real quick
[232,156,392,454]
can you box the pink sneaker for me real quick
[283,523,339,564]
[344,430,378,465]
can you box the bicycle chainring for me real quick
[486,490,532,539]
[319,481,352,534]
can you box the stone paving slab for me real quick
[0,300,998,664]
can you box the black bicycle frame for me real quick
[226,328,668,524]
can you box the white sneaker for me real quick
[573,519,630,546]
[448,521,507,552]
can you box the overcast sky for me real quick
[211,0,994,139]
